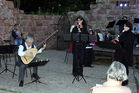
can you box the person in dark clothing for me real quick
[114,21,135,85]
[12,24,23,45]
[118,16,128,33]
[84,29,95,67]
[72,16,88,76]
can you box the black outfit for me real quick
[84,46,94,67]
[115,31,135,75]
[72,26,88,76]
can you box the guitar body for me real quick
[21,48,38,64]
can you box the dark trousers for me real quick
[114,50,130,75]
[135,34,139,44]
[84,48,94,66]
[18,57,38,82]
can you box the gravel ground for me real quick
[0,49,138,93]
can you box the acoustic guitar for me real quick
[20,31,56,64]
[20,48,38,64]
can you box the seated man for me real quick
[18,36,46,87]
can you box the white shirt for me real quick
[18,42,43,56]
[98,33,104,41]
[132,23,139,33]
[70,25,75,32]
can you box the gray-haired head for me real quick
[107,61,128,81]
[25,36,34,42]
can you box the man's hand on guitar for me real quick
[42,43,46,50]
[24,53,33,58]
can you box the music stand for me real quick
[64,34,97,42]
[3,40,11,45]
[116,20,128,25]
[134,18,139,23]
[0,45,18,75]
[64,34,97,83]
[106,21,115,28]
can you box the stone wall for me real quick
[68,0,139,34]
[1,0,139,49]
[0,0,59,49]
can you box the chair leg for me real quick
[29,67,32,80]
[25,68,28,77]
[64,50,70,63]
[12,63,17,78]
[0,61,1,68]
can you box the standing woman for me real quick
[115,21,135,85]
[72,16,88,76]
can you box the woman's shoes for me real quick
[19,80,24,87]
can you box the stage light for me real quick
[124,3,127,7]
[116,1,130,16]
[120,3,123,7]
[117,1,130,8]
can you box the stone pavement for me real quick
[0,50,138,93]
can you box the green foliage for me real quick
[6,0,96,15]
[0,88,22,93]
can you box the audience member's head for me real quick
[14,24,19,29]
[95,29,101,33]
[88,29,94,35]
[107,61,128,82]
[122,16,128,20]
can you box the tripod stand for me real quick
[0,45,18,75]
[72,43,87,83]
[72,65,87,83]
[63,33,97,83]
[0,54,16,75]
[25,77,47,85]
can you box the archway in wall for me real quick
[57,15,70,50]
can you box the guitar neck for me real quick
[36,31,57,49]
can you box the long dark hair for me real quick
[76,16,87,27]
[124,21,133,31]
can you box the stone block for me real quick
[90,15,96,21]
[107,16,115,21]
[97,8,106,14]
[6,1,14,9]
[0,20,4,26]
[44,16,51,20]
[97,15,102,20]
[109,10,119,15]
[13,8,18,16]
[90,4,98,9]
[36,20,43,26]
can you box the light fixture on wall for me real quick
[116,1,130,16]
[118,1,130,7]
[116,1,130,7]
